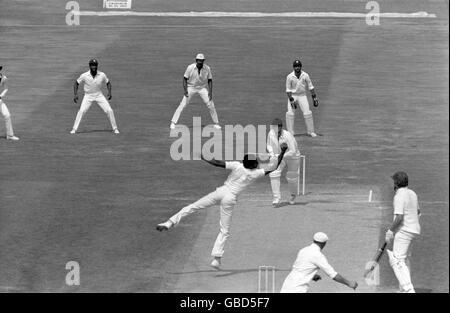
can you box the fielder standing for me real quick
[156,144,288,269]
[71,59,119,134]
[280,232,358,293]
[285,60,319,137]
[266,118,301,206]
[385,171,421,293]
[0,65,19,141]
[170,53,221,130]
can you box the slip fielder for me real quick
[266,118,301,207]
[280,232,358,293]
[170,53,221,130]
[0,65,19,141]
[156,144,288,269]
[384,171,421,293]
[71,59,119,134]
[285,60,319,137]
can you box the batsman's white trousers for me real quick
[388,229,417,292]
[1,100,14,137]
[171,87,219,124]
[169,186,236,258]
[268,156,300,203]
[72,93,118,131]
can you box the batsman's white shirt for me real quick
[266,129,300,159]
[286,71,314,96]
[394,187,421,235]
[184,63,212,89]
[281,243,338,293]
[224,162,265,195]
[77,71,109,95]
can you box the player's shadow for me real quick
[294,133,324,137]
[274,201,309,208]
[168,268,291,278]
[187,124,217,129]
[75,129,114,134]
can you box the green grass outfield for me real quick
[0,0,448,292]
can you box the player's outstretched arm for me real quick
[264,143,288,176]
[333,273,358,290]
[201,154,226,168]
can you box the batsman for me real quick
[385,171,421,293]
[266,118,301,206]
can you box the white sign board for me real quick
[103,0,132,9]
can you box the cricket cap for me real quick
[313,232,329,243]
[196,53,205,60]
[293,60,302,67]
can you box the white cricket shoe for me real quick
[309,132,317,138]
[272,201,281,208]
[113,129,120,134]
[170,122,176,130]
[289,194,296,205]
[70,129,76,134]
[156,220,173,232]
[213,124,221,130]
[6,135,19,141]
[210,257,221,269]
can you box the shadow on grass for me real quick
[274,201,309,208]
[168,268,291,278]
[75,129,114,134]
[294,133,324,137]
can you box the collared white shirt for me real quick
[223,162,265,195]
[266,129,300,159]
[184,63,212,89]
[286,70,314,95]
[77,71,109,95]
[393,187,421,234]
[281,243,338,293]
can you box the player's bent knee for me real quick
[303,111,312,117]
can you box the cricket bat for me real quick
[363,242,387,278]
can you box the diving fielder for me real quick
[285,60,319,137]
[385,171,421,293]
[280,232,358,293]
[71,59,119,134]
[267,118,300,206]
[170,53,221,130]
[157,144,288,269]
[0,66,19,141]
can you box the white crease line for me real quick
[78,11,437,18]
